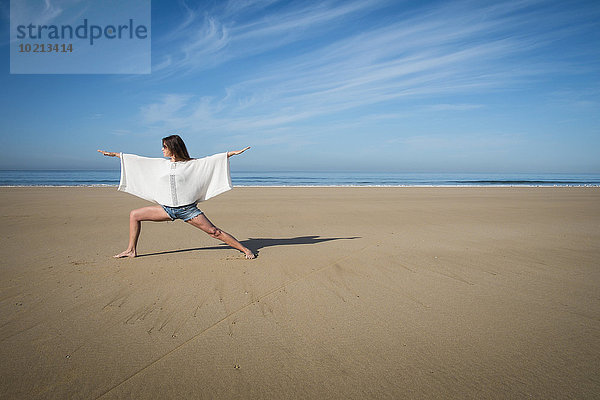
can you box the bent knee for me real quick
[207,226,222,238]
[130,210,141,221]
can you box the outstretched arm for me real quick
[227,146,251,158]
[97,150,121,158]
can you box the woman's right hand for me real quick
[227,146,251,157]
[97,150,120,158]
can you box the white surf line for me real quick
[95,243,371,399]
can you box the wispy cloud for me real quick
[138,0,600,145]
[4,0,93,46]
[11,0,64,26]
[153,0,383,76]
[139,94,196,125]
[421,104,484,112]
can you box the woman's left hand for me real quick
[227,147,251,157]
[97,150,120,158]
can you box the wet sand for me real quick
[0,187,598,399]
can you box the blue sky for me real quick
[1,0,599,172]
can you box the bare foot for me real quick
[243,249,256,259]
[114,249,136,258]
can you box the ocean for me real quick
[0,170,599,187]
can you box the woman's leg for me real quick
[114,206,172,258]
[186,214,255,259]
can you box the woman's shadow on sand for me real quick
[138,235,361,258]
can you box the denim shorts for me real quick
[161,203,203,222]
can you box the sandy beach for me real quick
[0,186,598,399]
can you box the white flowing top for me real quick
[118,152,232,207]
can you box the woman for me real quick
[98,135,255,259]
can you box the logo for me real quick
[10,0,151,74]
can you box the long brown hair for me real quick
[162,134,192,161]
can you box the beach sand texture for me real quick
[0,187,598,399]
